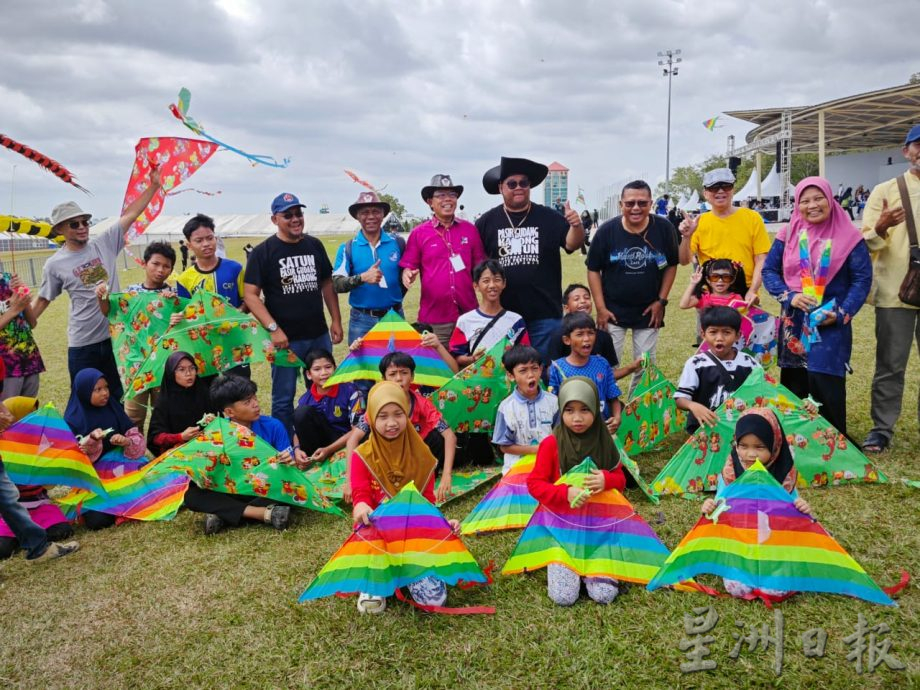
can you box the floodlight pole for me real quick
[658,49,681,194]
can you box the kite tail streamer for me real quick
[0,133,90,193]
[882,570,910,598]
[393,587,495,615]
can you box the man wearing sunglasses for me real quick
[587,180,678,395]
[677,168,771,305]
[476,157,584,357]
[33,168,163,401]
[244,193,343,438]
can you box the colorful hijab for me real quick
[728,407,795,490]
[776,176,864,291]
[553,376,619,473]
[147,351,216,453]
[356,381,437,498]
[63,368,134,450]
[4,396,38,422]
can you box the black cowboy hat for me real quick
[482,156,549,195]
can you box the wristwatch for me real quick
[658,298,669,307]
[267,321,278,332]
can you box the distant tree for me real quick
[910,72,920,84]
[377,193,406,220]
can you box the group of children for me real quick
[0,240,816,611]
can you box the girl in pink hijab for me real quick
[761,176,872,437]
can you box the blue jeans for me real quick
[0,461,48,559]
[271,333,333,439]
[68,338,124,402]
[526,317,563,364]
[348,306,404,345]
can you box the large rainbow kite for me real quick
[326,310,454,388]
[460,455,537,535]
[299,481,491,606]
[646,460,896,605]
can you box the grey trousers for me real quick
[869,307,920,441]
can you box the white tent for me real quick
[678,190,699,211]
[735,168,762,200]
[736,164,791,200]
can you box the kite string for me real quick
[354,523,457,555]
[540,505,637,530]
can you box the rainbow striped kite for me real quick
[646,460,895,605]
[326,310,454,388]
[703,116,720,131]
[57,453,189,522]
[0,403,105,494]
[300,481,489,601]
[461,455,537,535]
[501,459,684,586]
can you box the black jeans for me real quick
[68,339,124,402]
[183,483,271,525]
[780,367,849,438]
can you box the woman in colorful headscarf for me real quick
[762,177,872,436]
[349,380,457,614]
[0,397,74,559]
[701,407,811,599]
[527,376,625,606]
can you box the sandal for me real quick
[861,432,890,454]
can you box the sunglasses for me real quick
[622,200,651,208]
[69,219,90,229]
[281,209,304,219]
[433,191,459,199]
[503,179,531,190]
[708,274,735,283]
[706,183,734,192]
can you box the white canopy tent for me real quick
[678,190,699,211]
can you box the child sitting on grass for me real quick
[146,351,217,457]
[292,349,365,466]
[449,260,529,368]
[548,312,623,434]
[491,345,558,474]
[528,376,625,606]
[700,407,811,599]
[184,375,302,535]
[344,352,457,502]
[350,381,460,613]
[674,306,760,433]
[64,368,147,531]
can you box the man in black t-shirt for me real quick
[475,156,584,359]
[586,180,678,396]
[243,192,343,437]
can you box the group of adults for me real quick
[31,123,920,457]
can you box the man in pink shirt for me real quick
[401,174,486,347]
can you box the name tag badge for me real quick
[378,274,388,289]
[449,253,465,272]
[656,254,668,270]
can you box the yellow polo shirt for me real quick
[689,207,771,285]
[862,172,920,309]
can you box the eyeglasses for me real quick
[282,209,304,219]
[708,274,734,283]
[622,200,651,208]
[433,191,459,199]
[706,183,734,192]
[69,219,89,229]
[175,366,198,374]
[503,179,531,190]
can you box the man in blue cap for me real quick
[860,124,920,454]
[244,193,343,438]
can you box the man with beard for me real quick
[244,193,343,437]
[476,157,584,357]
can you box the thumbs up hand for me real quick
[874,197,905,239]
[361,259,383,284]
[563,200,581,227]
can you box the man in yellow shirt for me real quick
[677,168,772,304]
[860,124,920,453]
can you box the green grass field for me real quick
[1,236,917,689]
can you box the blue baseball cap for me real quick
[271,192,305,215]
[905,124,920,146]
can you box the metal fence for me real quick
[0,250,139,288]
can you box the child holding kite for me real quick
[64,368,147,530]
[146,351,217,457]
[350,380,460,613]
[527,376,625,605]
[700,407,812,599]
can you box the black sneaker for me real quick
[266,505,290,530]
[203,514,225,535]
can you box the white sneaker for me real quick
[356,593,387,614]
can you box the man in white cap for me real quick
[677,167,771,303]
[32,169,162,401]
[860,124,920,454]
[475,157,584,356]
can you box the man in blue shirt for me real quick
[332,191,405,343]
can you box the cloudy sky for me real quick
[1,0,916,221]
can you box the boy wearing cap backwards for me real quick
[32,168,163,401]
[176,213,246,308]
[677,167,771,304]
[244,193,343,438]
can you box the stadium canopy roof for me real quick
[724,82,920,158]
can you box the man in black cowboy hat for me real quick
[400,174,486,348]
[475,157,584,357]
[332,191,406,343]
